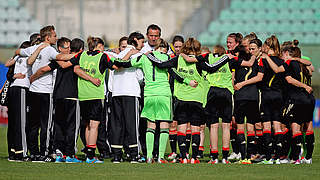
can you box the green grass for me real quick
[0,127,320,180]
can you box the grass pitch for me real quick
[0,127,319,180]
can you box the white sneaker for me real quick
[180,158,188,164]
[208,159,219,164]
[228,152,241,160]
[222,158,230,164]
[168,152,177,160]
[274,159,280,164]
[299,147,304,160]
[301,158,312,164]
[280,158,290,164]
[292,159,301,165]
[186,153,190,159]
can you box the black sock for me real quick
[186,130,191,155]
[230,129,239,154]
[169,130,177,153]
[274,132,283,159]
[237,132,246,160]
[222,147,230,160]
[255,129,263,155]
[191,133,200,159]
[177,132,187,159]
[292,133,303,161]
[247,133,255,159]
[86,147,96,159]
[263,130,272,160]
[210,150,218,160]
[281,128,290,158]
[305,131,315,159]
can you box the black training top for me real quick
[48,61,78,100]
[284,59,313,103]
[258,56,286,92]
[233,58,263,101]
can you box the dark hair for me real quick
[19,41,31,49]
[128,32,144,47]
[57,37,71,48]
[118,36,128,47]
[233,45,251,61]
[87,36,104,51]
[40,25,55,41]
[181,37,201,56]
[228,32,243,44]
[70,38,84,53]
[172,35,184,44]
[212,45,225,57]
[29,33,41,45]
[293,39,299,47]
[250,39,263,48]
[284,46,301,58]
[155,38,169,51]
[146,24,161,36]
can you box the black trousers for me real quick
[53,99,80,156]
[110,96,140,157]
[7,86,28,158]
[28,92,53,156]
[97,93,112,154]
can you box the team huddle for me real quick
[3,23,315,165]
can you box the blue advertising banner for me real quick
[314,99,320,127]
[0,63,8,87]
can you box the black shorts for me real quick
[174,99,205,126]
[172,96,177,120]
[284,94,315,125]
[205,87,232,125]
[80,99,104,122]
[234,100,259,124]
[260,90,283,123]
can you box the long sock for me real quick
[159,128,169,159]
[191,132,200,159]
[146,128,155,159]
[263,130,272,160]
[86,144,96,159]
[237,131,246,160]
[222,147,230,159]
[292,133,303,161]
[255,129,263,155]
[274,132,283,160]
[247,131,255,159]
[177,132,187,159]
[305,131,314,160]
[186,129,191,154]
[230,128,239,154]
[169,130,177,153]
[281,128,290,158]
[210,150,218,160]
